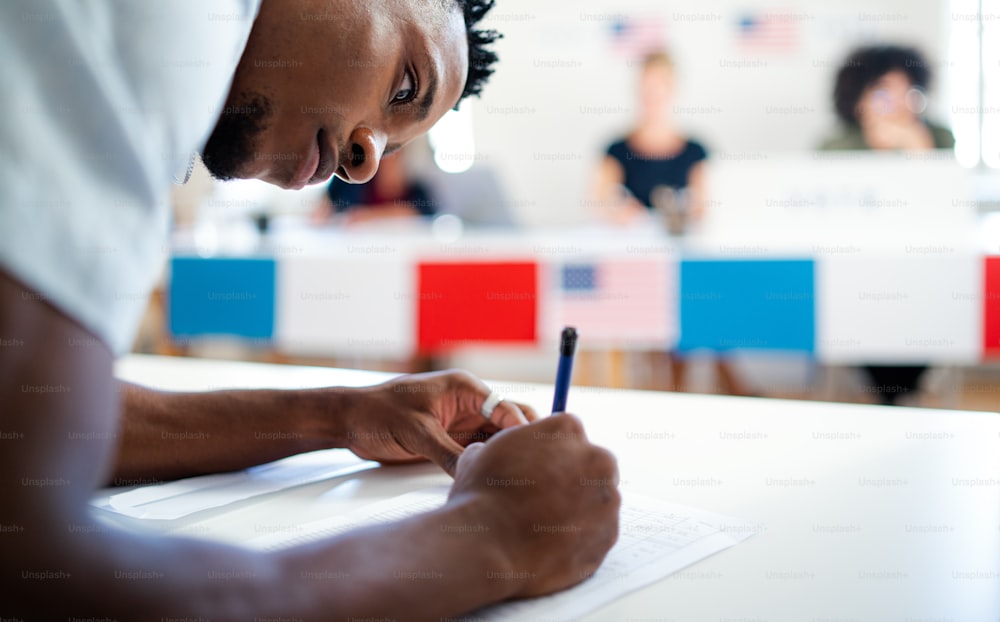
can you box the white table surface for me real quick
[108,354,1000,621]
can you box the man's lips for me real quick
[289,138,319,190]
[288,129,336,190]
[310,129,336,185]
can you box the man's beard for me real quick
[201,92,272,181]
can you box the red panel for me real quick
[417,262,538,353]
[985,257,1000,358]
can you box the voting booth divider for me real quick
[167,241,1000,364]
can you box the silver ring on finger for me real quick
[480,390,504,421]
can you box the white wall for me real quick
[475,0,949,227]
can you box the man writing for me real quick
[0,1,620,619]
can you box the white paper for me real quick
[247,487,760,621]
[97,449,377,520]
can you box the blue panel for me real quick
[679,259,814,353]
[169,257,276,339]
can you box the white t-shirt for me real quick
[0,0,261,353]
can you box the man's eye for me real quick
[392,70,416,104]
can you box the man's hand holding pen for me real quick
[448,413,621,599]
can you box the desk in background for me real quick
[107,354,1000,621]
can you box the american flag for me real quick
[609,16,668,60]
[736,12,799,53]
[550,259,674,346]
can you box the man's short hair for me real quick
[833,45,931,126]
[454,0,501,102]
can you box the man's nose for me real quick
[338,127,386,184]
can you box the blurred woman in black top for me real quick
[592,51,748,396]
[593,51,708,231]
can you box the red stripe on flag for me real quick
[417,262,538,353]
[984,257,1000,358]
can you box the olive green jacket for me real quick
[818,121,955,151]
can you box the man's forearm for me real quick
[113,381,350,483]
[7,496,516,621]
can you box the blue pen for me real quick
[551,327,578,413]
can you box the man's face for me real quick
[202,0,468,189]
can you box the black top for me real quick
[606,139,708,209]
[326,178,437,216]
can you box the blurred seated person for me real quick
[591,50,748,396]
[820,45,954,152]
[315,146,437,226]
[593,50,708,232]
[819,44,954,405]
